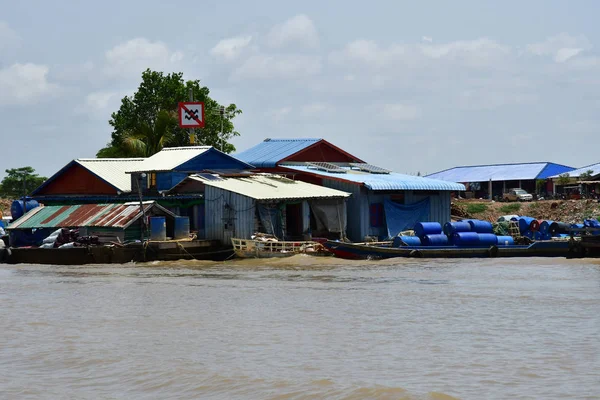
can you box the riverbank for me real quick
[452,199,600,224]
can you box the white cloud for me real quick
[301,102,332,117]
[104,38,184,77]
[422,36,433,43]
[210,35,253,61]
[330,38,510,69]
[0,21,20,49]
[0,63,59,105]
[232,54,321,80]
[267,14,319,49]
[527,33,592,63]
[266,106,292,122]
[379,104,421,121]
[77,90,130,119]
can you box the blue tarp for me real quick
[384,198,430,238]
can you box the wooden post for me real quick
[489,179,492,200]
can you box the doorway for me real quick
[285,203,303,240]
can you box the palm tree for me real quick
[97,110,178,158]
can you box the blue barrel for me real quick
[539,220,553,235]
[173,216,190,240]
[478,233,498,246]
[570,223,584,229]
[422,234,449,246]
[414,222,442,238]
[392,236,422,247]
[443,221,471,235]
[534,231,544,241]
[10,199,40,221]
[150,216,166,241]
[466,220,493,233]
[497,236,515,246]
[523,230,534,239]
[452,232,480,246]
[518,217,535,234]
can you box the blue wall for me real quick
[537,163,575,179]
[156,172,189,191]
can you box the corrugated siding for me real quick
[427,162,574,182]
[204,186,255,243]
[321,179,366,242]
[536,163,575,179]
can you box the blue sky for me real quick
[1,0,599,179]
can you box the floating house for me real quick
[6,201,176,247]
[235,138,465,241]
[426,162,575,199]
[32,158,146,203]
[168,173,351,243]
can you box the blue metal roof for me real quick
[234,138,322,168]
[426,162,574,182]
[550,162,600,178]
[284,166,465,191]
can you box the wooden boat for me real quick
[323,239,576,260]
[231,237,332,259]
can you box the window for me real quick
[149,173,157,188]
[370,203,384,227]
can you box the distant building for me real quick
[426,162,575,199]
[549,162,600,196]
[236,138,464,241]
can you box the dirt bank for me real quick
[452,199,600,224]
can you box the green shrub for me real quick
[467,203,488,214]
[500,203,521,214]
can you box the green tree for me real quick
[579,169,594,181]
[535,179,546,194]
[0,167,47,198]
[97,69,242,157]
[557,173,571,187]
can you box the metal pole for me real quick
[219,106,225,152]
[188,88,194,145]
[488,179,492,201]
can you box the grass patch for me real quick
[467,203,488,214]
[499,203,521,214]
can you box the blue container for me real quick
[443,221,471,235]
[10,199,40,221]
[496,236,515,246]
[523,230,534,239]
[422,234,449,246]
[173,216,190,240]
[452,232,480,246]
[518,217,535,234]
[414,222,442,238]
[467,220,494,233]
[549,222,570,236]
[392,236,422,247]
[539,220,553,235]
[534,231,544,241]
[150,216,166,241]
[478,233,498,246]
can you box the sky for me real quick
[1,0,600,180]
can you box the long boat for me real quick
[323,240,577,260]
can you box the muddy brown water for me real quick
[1,257,599,399]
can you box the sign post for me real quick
[178,97,205,145]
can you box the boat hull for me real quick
[323,240,574,260]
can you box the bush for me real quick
[500,203,521,214]
[467,203,488,214]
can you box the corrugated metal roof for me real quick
[426,162,574,182]
[127,146,213,173]
[8,201,174,230]
[283,166,465,191]
[189,173,351,200]
[549,162,600,178]
[234,138,322,168]
[76,158,146,192]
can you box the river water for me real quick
[0,257,598,400]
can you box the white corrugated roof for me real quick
[76,158,146,192]
[189,173,351,200]
[127,146,212,173]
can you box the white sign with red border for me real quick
[178,102,205,128]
